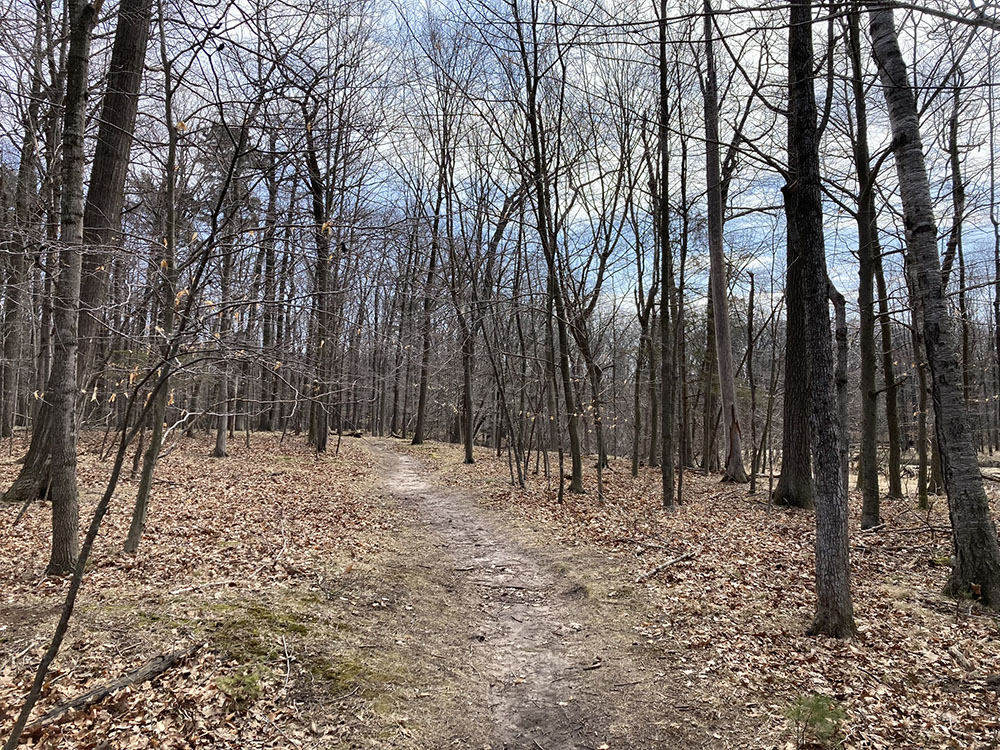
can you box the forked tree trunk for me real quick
[788,0,856,637]
[869,4,1000,605]
[702,0,747,483]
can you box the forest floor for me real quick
[0,432,997,749]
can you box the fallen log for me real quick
[25,644,201,732]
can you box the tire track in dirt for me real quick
[370,441,689,750]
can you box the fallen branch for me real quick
[635,550,698,583]
[25,644,201,732]
[168,580,236,596]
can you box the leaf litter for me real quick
[400,439,1000,749]
[0,433,997,748]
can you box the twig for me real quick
[615,537,671,551]
[168,580,236,596]
[635,550,698,583]
[858,522,887,533]
[333,686,360,701]
[282,636,291,689]
[11,495,33,527]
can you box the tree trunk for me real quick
[44,0,99,575]
[874,253,903,498]
[828,281,849,498]
[78,0,155,376]
[703,0,747,483]
[631,331,646,477]
[3,6,45,438]
[411,239,437,445]
[748,273,758,494]
[848,9,882,527]
[773,238,814,508]
[659,0,675,506]
[869,4,1000,605]
[788,0,856,637]
[462,332,474,463]
[125,17,177,554]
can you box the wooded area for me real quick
[2,0,1000,745]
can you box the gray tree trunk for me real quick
[788,0,856,637]
[869,4,1000,605]
[702,0,747,483]
[45,0,99,575]
[848,9,882,528]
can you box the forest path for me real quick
[369,439,696,750]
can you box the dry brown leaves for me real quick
[406,441,1000,749]
[0,431,392,748]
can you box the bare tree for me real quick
[787,0,856,637]
[868,4,1000,605]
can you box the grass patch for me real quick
[216,666,267,712]
[210,601,310,665]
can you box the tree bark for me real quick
[773,227,814,507]
[788,0,856,637]
[829,281,849,498]
[848,9,882,528]
[78,0,155,375]
[44,0,99,575]
[869,4,1000,605]
[703,0,747,483]
[659,0,675,506]
[874,252,903,498]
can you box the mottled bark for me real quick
[45,0,99,575]
[789,0,856,637]
[869,5,1000,605]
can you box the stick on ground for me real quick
[24,644,201,732]
[635,550,698,583]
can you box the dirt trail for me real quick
[370,441,698,750]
